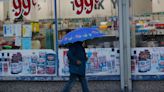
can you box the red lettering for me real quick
[22,0,31,16]
[84,0,93,14]
[13,0,38,17]
[13,0,22,17]
[75,0,84,15]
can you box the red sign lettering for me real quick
[13,0,38,18]
[71,0,104,15]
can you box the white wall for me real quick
[36,0,54,20]
[153,0,164,12]
[0,1,4,20]
[131,0,152,16]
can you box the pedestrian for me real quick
[62,41,89,92]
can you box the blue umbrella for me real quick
[60,27,105,45]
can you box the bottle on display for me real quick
[92,52,99,71]
[111,48,115,73]
[86,51,92,73]
[3,59,8,74]
[0,53,9,75]
[131,56,135,73]
[62,51,69,74]
[30,52,37,74]
[22,56,30,74]
[0,55,2,74]
[131,51,137,73]
[145,50,151,71]
[1,53,5,62]
[46,53,56,74]
[115,49,120,73]
[11,53,20,74]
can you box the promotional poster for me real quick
[0,50,57,77]
[59,48,120,76]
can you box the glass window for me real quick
[58,0,120,79]
[0,0,56,50]
[130,0,164,80]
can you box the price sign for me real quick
[70,0,104,15]
[12,0,38,18]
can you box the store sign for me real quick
[111,0,117,9]
[58,0,116,18]
[70,0,104,15]
[12,0,37,18]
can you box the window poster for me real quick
[59,48,120,76]
[13,24,22,37]
[22,25,32,37]
[0,50,57,80]
[22,38,31,49]
[3,24,14,37]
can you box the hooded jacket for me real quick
[67,42,87,76]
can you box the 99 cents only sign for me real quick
[70,0,104,15]
[12,0,37,18]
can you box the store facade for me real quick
[1,0,164,92]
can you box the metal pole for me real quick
[118,0,125,91]
[54,0,59,74]
[124,0,132,91]
[119,0,132,91]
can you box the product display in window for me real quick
[131,17,164,47]
[58,17,119,48]
[0,22,54,50]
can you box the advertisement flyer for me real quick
[15,37,21,46]
[59,48,120,76]
[22,25,32,37]
[3,24,14,37]
[0,50,57,78]
[13,24,22,37]
[131,47,164,75]
[59,47,164,80]
[22,38,32,49]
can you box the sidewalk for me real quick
[0,81,120,92]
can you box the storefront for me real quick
[1,0,164,92]
[0,0,57,80]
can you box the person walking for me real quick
[62,41,89,92]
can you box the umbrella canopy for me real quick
[60,27,105,45]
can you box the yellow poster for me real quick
[31,23,40,32]
[22,25,32,37]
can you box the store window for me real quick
[0,0,55,50]
[58,0,120,79]
[130,0,164,80]
[0,0,57,80]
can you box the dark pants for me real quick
[62,73,89,92]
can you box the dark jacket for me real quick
[67,42,87,76]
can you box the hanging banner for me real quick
[57,0,117,18]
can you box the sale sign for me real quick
[58,0,115,18]
[70,0,104,15]
[12,0,38,18]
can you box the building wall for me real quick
[0,2,4,20]
[152,0,164,12]
[132,0,152,16]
